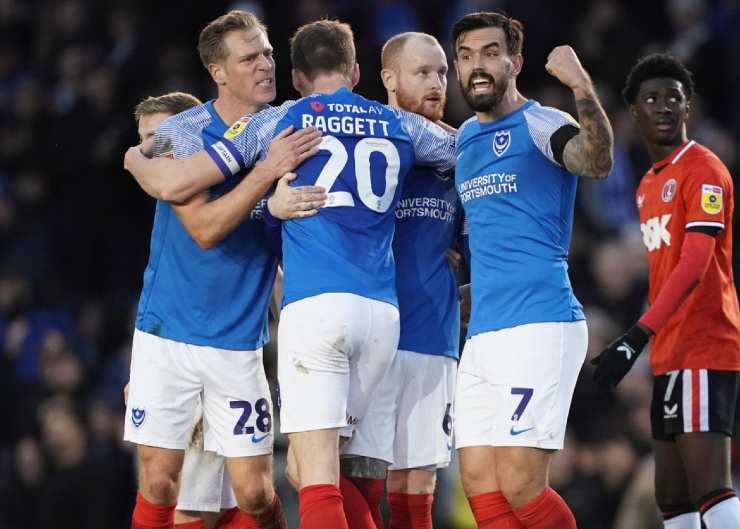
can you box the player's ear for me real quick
[350,63,360,88]
[512,53,524,77]
[380,68,396,93]
[628,104,638,121]
[208,62,226,85]
[292,68,305,94]
[453,59,461,82]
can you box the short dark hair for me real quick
[198,10,267,68]
[290,19,356,80]
[622,53,695,104]
[134,92,201,122]
[451,11,524,57]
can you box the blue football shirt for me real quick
[455,100,585,337]
[135,101,277,350]
[394,166,461,359]
[206,87,456,308]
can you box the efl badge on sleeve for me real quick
[225,116,251,140]
[701,184,723,214]
[493,130,511,157]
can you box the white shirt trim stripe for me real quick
[699,369,709,431]
[672,140,696,164]
[682,369,693,433]
[686,221,725,229]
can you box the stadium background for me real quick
[0,0,738,527]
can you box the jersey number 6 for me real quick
[315,135,400,212]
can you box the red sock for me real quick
[299,484,349,529]
[216,497,287,529]
[349,477,385,529]
[388,492,433,529]
[512,487,576,529]
[468,491,525,529]
[174,521,205,529]
[131,491,177,529]
[340,476,377,529]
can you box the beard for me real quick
[460,71,509,113]
[396,86,446,122]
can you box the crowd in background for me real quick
[0,0,739,527]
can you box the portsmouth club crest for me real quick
[493,130,511,157]
[131,408,146,428]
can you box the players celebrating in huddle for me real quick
[123,8,740,529]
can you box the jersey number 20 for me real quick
[316,135,400,212]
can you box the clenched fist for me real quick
[545,46,593,95]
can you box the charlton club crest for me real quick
[493,130,511,157]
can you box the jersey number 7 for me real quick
[315,135,400,212]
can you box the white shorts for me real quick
[455,321,587,450]
[277,293,399,435]
[176,399,236,512]
[124,330,274,458]
[343,351,457,469]
[177,447,237,512]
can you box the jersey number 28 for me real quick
[315,135,400,212]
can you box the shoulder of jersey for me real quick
[523,101,578,127]
[678,142,731,178]
[160,103,211,134]
[458,115,478,137]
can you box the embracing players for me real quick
[451,11,613,529]
[593,54,740,529]
[125,19,456,529]
[124,11,320,529]
[340,31,461,529]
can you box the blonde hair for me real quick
[133,92,201,122]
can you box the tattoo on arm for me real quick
[563,93,614,179]
[147,136,173,159]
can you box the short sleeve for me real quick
[206,101,294,178]
[682,156,731,233]
[523,104,580,167]
[397,109,456,172]
[151,115,202,160]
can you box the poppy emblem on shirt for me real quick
[492,130,511,157]
[310,101,325,112]
[661,178,677,202]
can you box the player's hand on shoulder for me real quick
[262,125,322,180]
[591,324,651,389]
[545,45,593,95]
[267,172,327,220]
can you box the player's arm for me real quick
[171,128,322,249]
[591,169,727,388]
[124,147,225,204]
[398,110,457,172]
[545,46,614,180]
[591,232,715,389]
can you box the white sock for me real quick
[664,511,700,529]
[703,496,740,528]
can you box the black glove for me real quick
[591,324,651,389]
